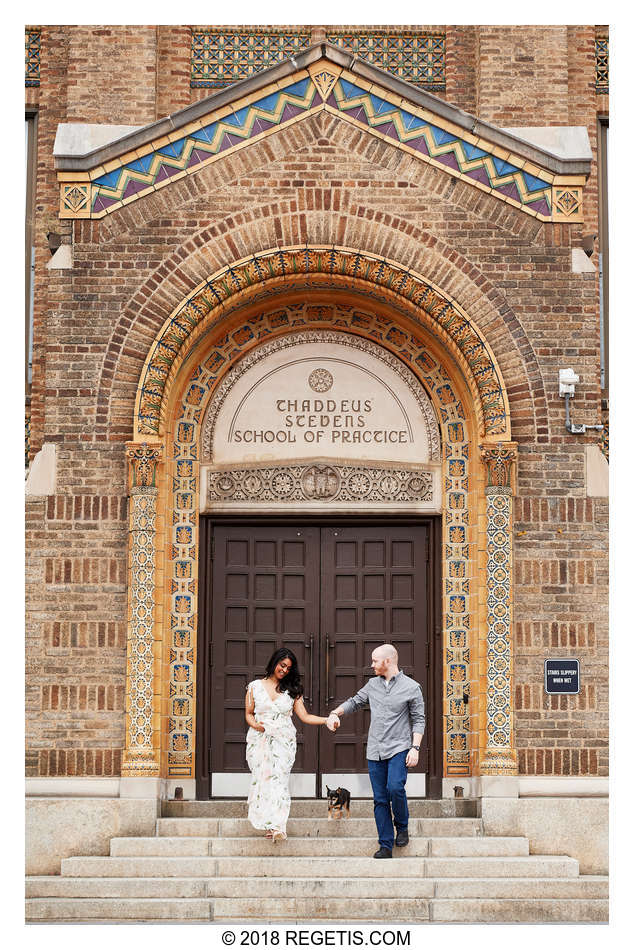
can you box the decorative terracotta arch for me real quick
[133,245,511,443]
[122,254,519,794]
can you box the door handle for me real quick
[304,634,314,707]
[326,635,335,702]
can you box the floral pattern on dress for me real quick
[246,679,297,834]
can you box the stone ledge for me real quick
[26,797,158,875]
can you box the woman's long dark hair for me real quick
[265,648,303,699]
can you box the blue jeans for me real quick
[367,750,409,850]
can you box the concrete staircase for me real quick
[26,799,608,923]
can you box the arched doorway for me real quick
[122,248,518,800]
[195,327,444,798]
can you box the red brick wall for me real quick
[25,25,608,779]
[445,26,477,114]
[28,26,71,460]
[26,488,128,776]
[156,25,192,118]
[476,25,570,126]
[65,25,158,125]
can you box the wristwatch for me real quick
[410,744,421,751]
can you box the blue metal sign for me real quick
[544,659,580,694]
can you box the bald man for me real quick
[326,644,425,858]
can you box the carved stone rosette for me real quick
[122,443,162,777]
[479,443,519,776]
[206,462,435,506]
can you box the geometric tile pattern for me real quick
[61,183,90,216]
[480,444,518,775]
[191,29,311,88]
[122,444,162,777]
[167,305,475,776]
[327,31,445,87]
[553,187,581,218]
[89,77,319,215]
[595,37,609,94]
[25,29,40,87]
[136,247,509,441]
[327,77,552,217]
[484,492,512,747]
[124,486,160,775]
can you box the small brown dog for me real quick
[326,785,351,820]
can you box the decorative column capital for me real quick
[126,442,162,490]
[479,442,518,494]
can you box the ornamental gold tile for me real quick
[60,183,91,218]
[552,186,583,221]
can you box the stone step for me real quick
[26,874,608,902]
[60,854,578,879]
[27,876,208,898]
[26,893,608,924]
[211,897,431,921]
[25,897,210,921]
[161,799,478,819]
[205,875,607,901]
[156,817,484,837]
[110,835,527,858]
[432,876,608,899]
[430,899,609,923]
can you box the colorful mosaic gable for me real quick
[327,32,445,88]
[134,247,510,441]
[191,29,311,87]
[58,58,586,223]
[25,29,40,87]
[87,78,318,215]
[166,308,474,777]
[327,76,551,216]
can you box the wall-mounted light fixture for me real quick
[559,368,604,435]
[581,234,597,258]
[47,231,62,255]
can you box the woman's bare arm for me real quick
[293,696,328,726]
[245,685,265,731]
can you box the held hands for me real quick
[325,713,340,732]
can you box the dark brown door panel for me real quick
[319,526,429,775]
[196,519,441,798]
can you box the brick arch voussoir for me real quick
[97,206,547,442]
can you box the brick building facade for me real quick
[25,25,609,908]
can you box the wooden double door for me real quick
[196,521,441,798]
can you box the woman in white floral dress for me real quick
[245,648,331,841]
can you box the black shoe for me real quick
[373,846,393,859]
[395,829,409,847]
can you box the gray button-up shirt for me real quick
[341,670,425,761]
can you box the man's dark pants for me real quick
[367,749,409,850]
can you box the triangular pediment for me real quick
[56,43,590,223]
